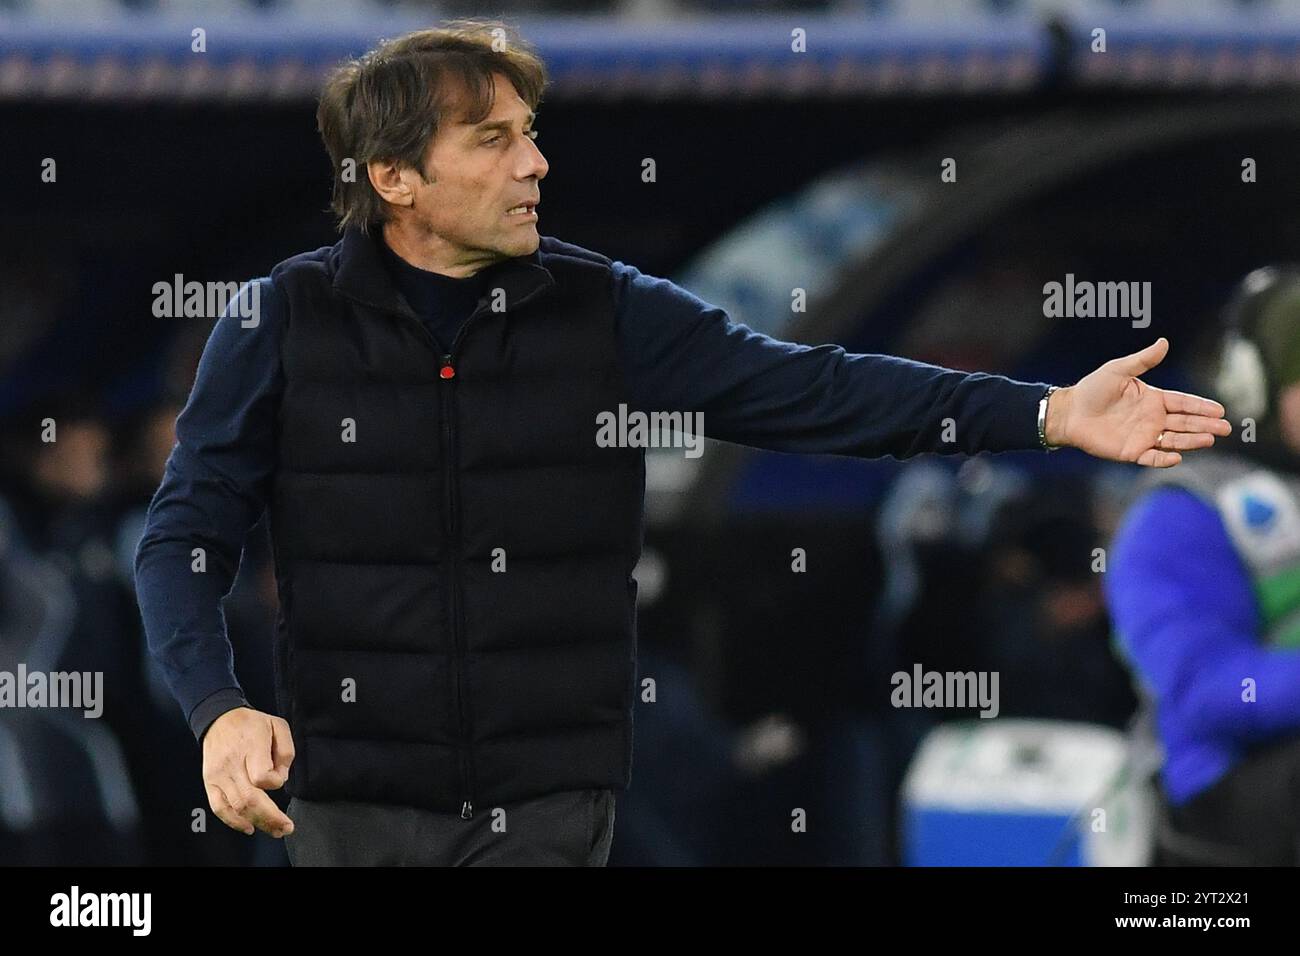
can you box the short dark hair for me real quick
[316,19,548,235]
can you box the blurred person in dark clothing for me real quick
[0,392,148,859]
[0,392,126,676]
[978,490,1138,729]
[0,392,281,865]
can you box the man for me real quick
[135,20,1230,866]
[1106,266,1300,865]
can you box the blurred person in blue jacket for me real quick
[1106,266,1300,865]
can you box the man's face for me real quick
[1277,381,1300,454]
[391,72,548,270]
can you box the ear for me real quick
[367,159,417,209]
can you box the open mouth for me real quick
[505,201,539,218]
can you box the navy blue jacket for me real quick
[135,234,1053,743]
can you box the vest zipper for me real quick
[442,308,490,824]
[440,348,475,821]
[439,292,543,822]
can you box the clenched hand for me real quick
[202,707,296,837]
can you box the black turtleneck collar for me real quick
[329,225,553,324]
[376,232,489,351]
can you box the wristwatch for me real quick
[1037,385,1061,451]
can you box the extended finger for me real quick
[232,778,294,837]
[1138,448,1183,468]
[1161,413,1232,436]
[1157,431,1216,451]
[1161,389,1227,420]
[207,782,255,836]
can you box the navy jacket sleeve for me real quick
[611,260,1052,458]
[134,278,283,744]
[1104,487,1300,743]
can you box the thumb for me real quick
[1111,337,1168,377]
[244,739,283,790]
[270,717,296,778]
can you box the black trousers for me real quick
[1163,736,1300,866]
[283,788,616,866]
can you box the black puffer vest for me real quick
[266,226,644,816]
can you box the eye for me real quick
[483,134,502,146]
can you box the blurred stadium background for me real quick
[2,0,1299,865]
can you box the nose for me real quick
[519,136,548,181]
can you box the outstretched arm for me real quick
[613,260,1051,459]
[614,262,1229,465]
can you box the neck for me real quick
[380,220,499,279]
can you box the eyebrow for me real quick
[469,111,536,135]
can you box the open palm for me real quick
[1058,337,1232,468]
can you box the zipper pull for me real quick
[440,354,456,380]
[461,800,474,820]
